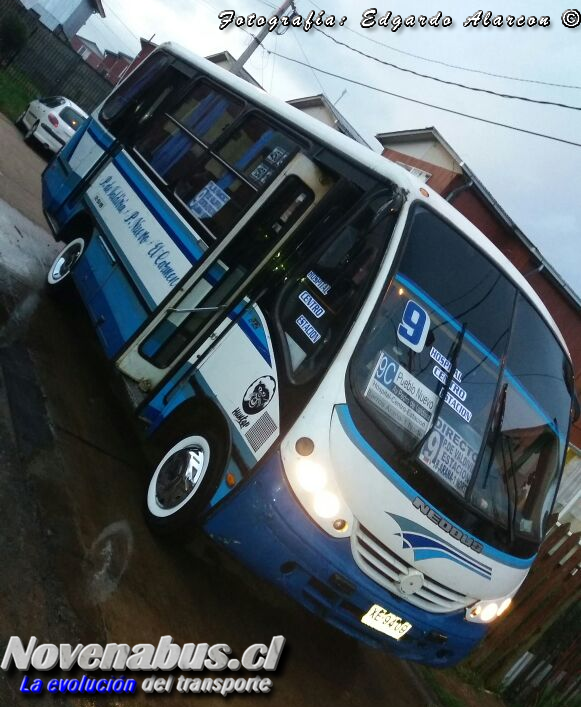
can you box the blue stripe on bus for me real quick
[87,201,158,310]
[336,404,536,570]
[87,121,114,150]
[395,273,562,442]
[86,123,272,366]
[114,153,207,265]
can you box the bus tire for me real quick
[145,411,227,537]
[46,237,85,299]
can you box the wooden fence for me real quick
[0,0,112,112]
[466,519,581,704]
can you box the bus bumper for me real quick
[203,452,487,667]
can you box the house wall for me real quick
[292,104,337,129]
[123,42,156,77]
[101,54,132,85]
[384,140,462,173]
[70,35,103,71]
[62,1,93,38]
[382,147,464,195]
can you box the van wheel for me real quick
[24,119,39,143]
[46,237,85,297]
[15,111,26,129]
[145,414,226,537]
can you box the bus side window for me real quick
[174,114,300,240]
[275,195,395,386]
[101,52,177,133]
[139,176,314,369]
[134,81,244,177]
[132,78,301,241]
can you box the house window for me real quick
[396,161,432,183]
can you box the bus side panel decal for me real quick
[87,163,192,305]
[196,305,279,463]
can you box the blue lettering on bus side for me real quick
[298,290,325,318]
[296,314,321,343]
[306,270,331,295]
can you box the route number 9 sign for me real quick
[397,300,431,353]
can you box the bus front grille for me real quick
[352,522,474,613]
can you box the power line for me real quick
[102,0,140,42]
[269,32,278,92]
[292,33,326,96]
[85,17,137,56]
[315,29,581,112]
[266,51,581,149]
[307,0,581,91]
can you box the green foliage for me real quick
[0,13,28,61]
[454,664,487,691]
[534,601,581,656]
[420,667,468,707]
[534,686,581,707]
[0,69,38,121]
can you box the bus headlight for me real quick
[313,490,341,519]
[289,455,351,534]
[466,597,512,623]
[296,459,327,492]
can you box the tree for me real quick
[0,14,28,64]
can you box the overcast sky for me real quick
[81,0,581,297]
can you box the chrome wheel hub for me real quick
[49,239,84,283]
[155,444,207,510]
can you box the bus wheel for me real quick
[46,238,85,296]
[145,423,224,536]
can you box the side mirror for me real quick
[370,189,406,229]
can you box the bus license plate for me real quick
[361,604,413,640]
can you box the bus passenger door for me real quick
[114,153,334,391]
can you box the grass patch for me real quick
[420,667,467,707]
[0,68,39,121]
[453,664,487,691]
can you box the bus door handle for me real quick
[166,305,228,314]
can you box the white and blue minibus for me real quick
[41,44,576,666]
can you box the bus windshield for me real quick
[350,205,573,544]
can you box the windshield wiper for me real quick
[480,382,508,491]
[500,431,517,546]
[405,322,467,463]
[477,382,516,544]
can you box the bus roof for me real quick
[159,42,569,358]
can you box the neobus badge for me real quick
[412,497,484,554]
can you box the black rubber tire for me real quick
[144,406,228,539]
[15,111,26,129]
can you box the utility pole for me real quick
[230,0,294,76]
